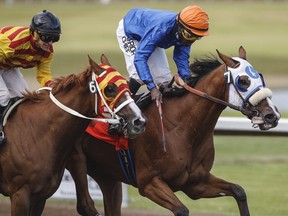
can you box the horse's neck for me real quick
[45,88,92,151]
[180,67,227,132]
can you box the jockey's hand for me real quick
[45,80,54,88]
[151,87,162,107]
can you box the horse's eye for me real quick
[104,83,118,98]
[236,75,251,92]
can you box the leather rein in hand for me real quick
[174,74,253,117]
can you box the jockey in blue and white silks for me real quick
[116,5,209,105]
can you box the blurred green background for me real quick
[1,1,288,216]
[1,0,288,88]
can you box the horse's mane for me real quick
[190,54,222,78]
[52,67,93,94]
[22,67,93,102]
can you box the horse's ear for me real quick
[238,46,247,60]
[88,55,103,75]
[100,54,111,66]
[216,49,239,68]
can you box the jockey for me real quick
[0,10,61,144]
[116,5,209,105]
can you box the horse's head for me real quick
[217,46,280,130]
[88,54,146,138]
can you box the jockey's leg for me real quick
[0,97,20,145]
[0,97,21,144]
[0,72,10,144]
[0,68,27,144]
[0,106,6,144]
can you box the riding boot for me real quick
[128,78,142,97]
[0,97,21,145]
[130,77,151,110]
[0,105,7,145]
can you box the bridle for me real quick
[39,70,134,124]
[174,69,256,118]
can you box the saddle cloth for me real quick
[85,120,128,151]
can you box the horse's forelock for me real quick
[190,56,221,77]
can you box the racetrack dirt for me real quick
[0,198,225,216]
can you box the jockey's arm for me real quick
[36,55,53,87]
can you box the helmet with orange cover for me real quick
[176,5,209,45]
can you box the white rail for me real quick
[52,117,287,201]
[215,117,288,136]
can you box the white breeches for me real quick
[0,68,28,106]
[116,19,172,86]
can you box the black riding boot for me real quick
[0,97,21,145]
[0,105,7,145]
[128,78,142,97]
[129,78,151,110]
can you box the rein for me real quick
[174,74,253,116]
[48,88,119,124]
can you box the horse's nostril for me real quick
[134,118,146,128]
[265,114,277,123]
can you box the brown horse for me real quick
[0,54,146,216]
[67,47,280,216]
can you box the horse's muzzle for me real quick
[128,116,147,139]
[251,108,280,130]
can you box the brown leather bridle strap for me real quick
[174,74,253,116]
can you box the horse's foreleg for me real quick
[92,176,122,216]
[10,186,31,216]
[66,144,99,216]
[30,198,46,216]
[138,177,189,216]
[182,173,250,216]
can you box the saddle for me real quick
[134,75,199,110]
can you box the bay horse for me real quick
[0,54,146,216]
[67,47,280,216]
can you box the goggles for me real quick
[180,28,202,41]
[37,32,60,43]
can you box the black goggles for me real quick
[37,32,60,43]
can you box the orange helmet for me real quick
[177,5,209,36]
